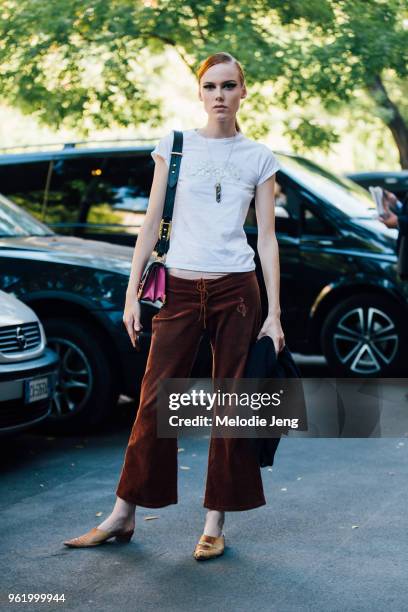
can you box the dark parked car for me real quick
[0,141,156,246]
[0,193,164,433]
[1,143,408,383]
[0,289,59,435]
[346,171,408,203]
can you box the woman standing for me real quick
[63,51,285,560]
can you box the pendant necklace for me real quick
[198,130,238,203]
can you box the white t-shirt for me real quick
[151,128,281,272]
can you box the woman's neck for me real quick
[197,122,238,139]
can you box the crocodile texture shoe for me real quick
[193,534,225,560]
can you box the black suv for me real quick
[346,170,408,203]
[1,140,407,382]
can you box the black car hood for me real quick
[355,218,398,252]
[0,235,134,275]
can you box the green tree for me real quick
[1,0,407,166]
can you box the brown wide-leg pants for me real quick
[115,270,266,511]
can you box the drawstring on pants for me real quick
[196,278,209,328]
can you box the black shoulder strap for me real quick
[155,130,183,257]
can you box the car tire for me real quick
[40,317,119,434]
[321,293,405,377]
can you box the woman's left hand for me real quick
[257,314,285,354]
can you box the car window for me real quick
[0,193,54,237]
[302,206,336,237]
[245,178,299,237]
[278,154,377,219]
[44,154,154,235]
[274,181,299,236]
[0,160,49,219]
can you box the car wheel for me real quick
[41,317,119,433]
[321,294,405,377]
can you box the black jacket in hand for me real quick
[243,335,308,468]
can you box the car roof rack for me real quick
[0,137,158,154]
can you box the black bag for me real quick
[137,130,183,304]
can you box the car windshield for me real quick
[278,154,377,218]
[0,193,55,237]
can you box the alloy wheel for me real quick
[46,337,93,419]
[333,306,398,375]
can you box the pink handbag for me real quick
[137,130,183,305]
[137,260,168,304]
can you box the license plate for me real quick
[24,376,51,404]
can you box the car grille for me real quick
[0,322,42,354]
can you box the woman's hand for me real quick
[257,314,285,354]
[123,294,143,350]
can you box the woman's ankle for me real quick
[108,499,135,524]
[203,510,225,537]
[97,512,135,531]
[114,497,136,516]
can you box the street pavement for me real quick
[1,356,408,612]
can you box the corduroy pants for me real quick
[115,270,267,511]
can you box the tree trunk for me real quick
[367,75,408,169]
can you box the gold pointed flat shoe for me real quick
[63,527,134,548]
[193,534,225,561]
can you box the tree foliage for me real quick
[0,0,407,164]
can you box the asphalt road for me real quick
[1,356,408,612]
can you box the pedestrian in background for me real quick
[378,189,408,280]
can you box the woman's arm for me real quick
[125,155,169,298]
[122,154,169,349]
[254,174,285,353]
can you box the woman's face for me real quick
[198,62,246,125]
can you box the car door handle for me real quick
[317,239,334,246]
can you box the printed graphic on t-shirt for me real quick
[183,158,241,182]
